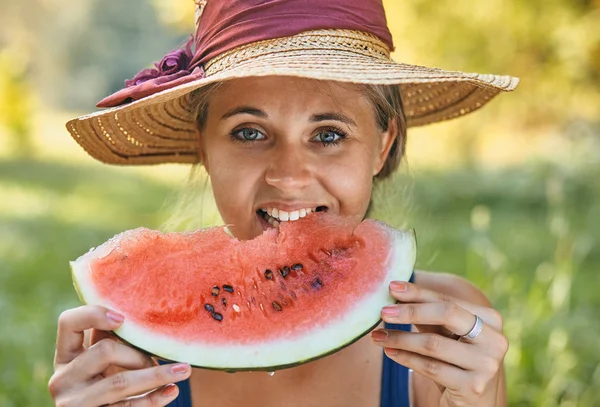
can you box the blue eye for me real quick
[231,128,264,142]
[314,128,347,146]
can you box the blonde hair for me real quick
[162,81,407,231]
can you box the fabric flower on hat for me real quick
[124,37,195,87]
[97,35,205,108]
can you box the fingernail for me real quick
[171,363,190,374]
[382,305,399,316]
[385,348,399,355]
[162,384,178,397]
[106,311,125,324]
[371,330,388,342]
[390,281,407,292]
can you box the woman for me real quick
[51,1,518,406]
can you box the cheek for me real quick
[323,156,374,216]
[205,149,264,220]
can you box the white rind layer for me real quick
[71,224,416,370]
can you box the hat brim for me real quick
[67,34,519,166]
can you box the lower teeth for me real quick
[261,211,279,227]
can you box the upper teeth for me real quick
[262,207,316,222]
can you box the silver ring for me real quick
[462,315,483,340]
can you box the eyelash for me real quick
[229,126,348,147]
[315,125,348,147]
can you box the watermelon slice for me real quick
[71,214,416,371]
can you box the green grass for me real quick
[0,159,174,406]
[1,157,599,406]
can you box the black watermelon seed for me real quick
[291,263,303,271]
[223,285,234,293]
[211,312,223,321]
[311,277,323,290]
[204,303,214,312]
[272,301,283,312]
[211,286,220,296]
[279,266,290,278]
[222,298,227,308]
[265,269,273,280]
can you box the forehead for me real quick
[207,76,373,118]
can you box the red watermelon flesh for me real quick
[71,214,416,371]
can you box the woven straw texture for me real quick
[67,29,519,165]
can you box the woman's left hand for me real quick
[371,281,508,407]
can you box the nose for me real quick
[264,143,312,192]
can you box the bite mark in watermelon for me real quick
[71,214,416,371]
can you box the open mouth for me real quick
[256,206,328,228]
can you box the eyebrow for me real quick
[309,112,357,128]
[221,106,268,120]
[221,106,357,128]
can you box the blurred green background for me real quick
[1,0,599,406]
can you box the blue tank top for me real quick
[165,274,414,407]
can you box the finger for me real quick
[62,339,155,382]
[83,363,191,407]
[372,330,494,371]
[389,281,503,330]
[384,347,467,392]
[90,327,120,346]
[110,384,179,407]
[55,306,124,366]
[381,302,491,344]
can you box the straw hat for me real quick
[66,0,519,165]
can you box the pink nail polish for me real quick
[371,330,388,342]
[390,281,407,292]
[162,384,178,397]
[106,311,124,324]
[385,348,399,355]
[382,305,398,316]
[171,363,189,374]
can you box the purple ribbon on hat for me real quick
[97,0,393,108]
[97,36,206,108]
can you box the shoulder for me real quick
[413,269,492,307]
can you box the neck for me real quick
[188,332,384,407]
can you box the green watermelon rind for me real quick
[70,223,416,372]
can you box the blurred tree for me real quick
[384,0,600,127]
[0,2,35,157]
[0,51,34,157]
[0,0,186,111]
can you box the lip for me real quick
[255,202,329,212]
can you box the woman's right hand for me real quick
[48,305,192,407]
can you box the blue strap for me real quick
[380,272,415,407]
[173,375,192,406]
[380,322,411,407]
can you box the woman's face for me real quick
[199,77,396,240]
